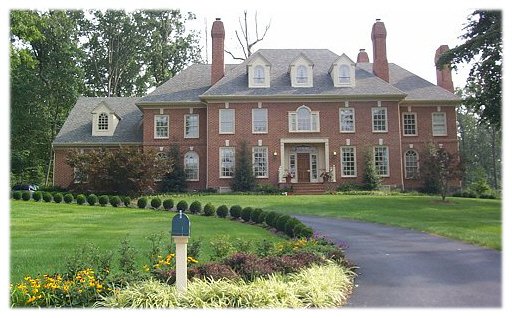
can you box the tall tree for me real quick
[420,144,463,200]
[225,10,271,61]
[437,10,502,129]
[232,141,256,192]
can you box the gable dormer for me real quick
[247,52,271,88]
[91,101,120,136]
[329,53,356,87]
[290,53,314,87]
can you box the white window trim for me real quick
[402,112,418,136]
[219,109,235,134]
[252,108,268,134]
[219,147,235,178]
[404,149,419,179]
[184,151,199,181]
[372,107,388,133]
[339,107,356,133]
[432,112,447,136]
[374,146,390,177]
[340,146,357,177]
[154,115,169,139]
[184,114,199,139]
[252,146,269,178]
[288,106,320,133]
[338,64,352,86]
[98,113,109,131]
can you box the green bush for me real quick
[98,195,109,207]
[241,207,253,222]
[162,198,174,211]
[292,223,306,238]
[251,208,263,223]
[32,191,42,202]
[12,191,22,200]
[151,197,162,209]
[123,196,131,207]
[137,197,148,209]
[229,205,242,219]
[203,203,215,216]
[257,211,268,224]
[189,201,202,214]
[216,205,229,218]
[76,194,86,205]
[275,214,292,232]
[53,192,63,203]
[87,194,98,206]
[265,211,278,227]
[64,193,74,204]
[42,192,53,203]
[299,226,314,239]
[479,193,497,199]
[176,200,188,212]
[284,218,302,237]
[110,196,122,207]
[22,191,31,201]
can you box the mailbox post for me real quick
[171,210,190,294]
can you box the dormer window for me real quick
[339,65,351,84]
[247,53,271,88]
[290,53,314,87]
[296,65,308,84]
[253,65,265,84]
[98,113,109,130]
[330,54,356,87]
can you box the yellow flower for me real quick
[143,264,150,272]
[187,256,198,264]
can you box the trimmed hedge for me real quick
[257,211,268,224]
[241,207,253,222]
[275,214,292,232]
[42,192,52,203]
[12,191,22,200]
[53,193,63,203]
[230,205,242,219]
[98,195,109,207]
[32,191,42,202]
[64,193,74,204]
[251,208,263,223]
[189,201,202,214]
[76,194,86,205]
[176,200,188,212]
[203,203,215,216]
[265,211,278,227]
[163,199,174,211]
[22,191,31,201]
[110,196,122,207]
[216,205,229,218]
[137,197,148,209]
[151,197,162,209]
[87,194,98,206]
[123,196,131,207]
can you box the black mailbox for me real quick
[171,211,190,236]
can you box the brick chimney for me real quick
[211,18,225,85]
[371,19,389,82]
[434,45,454,93]
[357,49,369,63]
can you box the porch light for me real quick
[273,151,278,156]
[333,151,337,156]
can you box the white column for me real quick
[173,236,189,293]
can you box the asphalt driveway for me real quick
[295,215,501,307]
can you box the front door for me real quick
[297,153,310,182]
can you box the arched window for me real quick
[296,65,308,84]
[289,105,319,132]
[404,150,419,179]
[184,152,199,181]
[253,65,265,84]
[297,106,312,131]
[339,65,350,84]
[98,113,109,130]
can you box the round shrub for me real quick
[189,201,202,214]
[32,191,42,202]
[203,203,215,216]
[110,196,122,207]
[42,192,52,203]
[98,195,109,207]
[257,211,268,224]
[123,196,131,207]
[53,192,63,203]
[76,194,86,205]
[176,200,188,212]
[229,205,242,219]
[64,193,74,204]
[137,197,148,209]
[265,211,278,227]
[12,191,22,200]
[251,208,263,223]
[241,207,253,222]
[216,204,229,218]
[285,218,302,237]
[151,197,162,209]
[163,198,174,211]
[87,194,98,206]
[275,214,292,232]
[21,191,31,201]
[300,226,314,239]
[293,223,307,238]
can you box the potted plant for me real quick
[320,169,333,183]
[283,171,294,183]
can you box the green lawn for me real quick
[155,194,502,250]
[10,201,285,283]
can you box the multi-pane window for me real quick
[252,108,268,133]
[185,114,199,138]
[404,150,419,179]
[339,65,350,84]
[154,115,169,138]
[372,108,388,132]
[296,65,308,84]
[98,113,109,130]
[374,146,389,176]
[341,146,356,177]
[184,151,199,181]
[219,109,235,134]
[339,108,355,132]
[253,65,265,84]
[220,147,235,178]
[73,167,88,184]
[288,154,296,177]
[252,147,268,178]
[432,112,447,136]
[403,113,417,136]
[289,106,319,132]
[311,154,318,180]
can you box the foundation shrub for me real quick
[12,191,22,200]
[42,192,52,202]
[53,192,63,203]
[76,194,86,205]
[137,197,148,209]
[110,196,122,207]
[64,193,74,204]
[122,196,131,207]
[22,191,31,201]
[151,197,162,209]
[87,194,97,206]
[32,191,42,202]
[98,195,109,207]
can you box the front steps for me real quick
[287,182,327,195]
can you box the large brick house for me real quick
[52,18,460,192]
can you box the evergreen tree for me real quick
[160,144,187,193]
[231,141,256,192]
[362,148,381,190]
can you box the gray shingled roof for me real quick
[53,97,142,146]
[139,64,237,104]
[201,49,407,98]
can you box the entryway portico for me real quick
[278,138,336,184]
